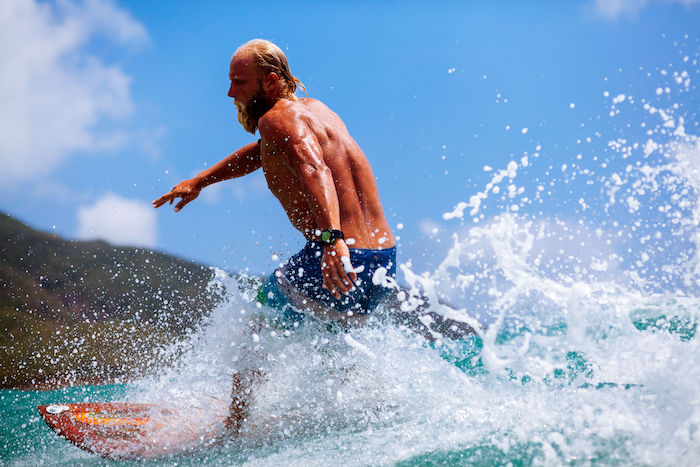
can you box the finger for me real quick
[322,259,345,296]
[174,196,191,212]
[339,256,358,284]
[343,265,357,286]
[152,193,174,208]
[332,276,349,297]
[335,260,356,288]
[323,267,340,300]
[322,273,342,299]
[331,269,350,296]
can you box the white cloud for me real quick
[593,0,700,19]
[0,0,147,185]
[76,193,157,248]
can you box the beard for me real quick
[235,87,273,134]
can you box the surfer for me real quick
[153,39,397,431]
[154,39,396,326]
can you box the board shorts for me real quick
[256,240,396,327]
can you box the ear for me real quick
[262,72,280,94]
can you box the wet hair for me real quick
[235,39,307,100]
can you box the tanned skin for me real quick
[153,48,395,434]
[153,51,394,300]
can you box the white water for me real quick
[98,51,700,466]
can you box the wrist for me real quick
[316,228,344,245]
[192,174,207,190]
[322,238,346,249]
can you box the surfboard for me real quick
[37,402,221,459]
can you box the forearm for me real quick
[299,164,341,231]
[194,141,261,189]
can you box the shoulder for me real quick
[259,98,320,137]
[259,100,298,134]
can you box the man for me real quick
[153,39,396,326]
[153,40,397,431]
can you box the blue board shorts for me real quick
[256,241,396,326]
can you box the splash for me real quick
[110,49,700,465]
[12,44,699,466]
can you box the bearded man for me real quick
[154,39,396,326]
[154,40,397,430]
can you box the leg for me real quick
[225,369,262,433]
[225,372,246,432]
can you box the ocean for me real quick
[2,44,699,467]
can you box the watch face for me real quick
[321,230,332,243]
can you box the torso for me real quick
[259,98,394,250]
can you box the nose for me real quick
[228,83,235,99]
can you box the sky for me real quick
[1,0,699,276]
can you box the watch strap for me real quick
[320,229,344,245]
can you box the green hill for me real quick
[0,213,224,389]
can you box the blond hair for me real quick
[235,39,307,100]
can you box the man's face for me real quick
[228,54,273,134]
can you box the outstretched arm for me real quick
[259,113,357,300]
[153,141,262,212]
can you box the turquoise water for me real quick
[0,370,649,465]
[2,310,697,466]
[4,35,700,467]
[1,385,127,465]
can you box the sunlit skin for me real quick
[153,51,395,300]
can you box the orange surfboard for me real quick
[37,402,220,459]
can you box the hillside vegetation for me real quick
[0,213,224,389]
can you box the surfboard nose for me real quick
[38,404,70,415]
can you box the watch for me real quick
[319,229,344,245]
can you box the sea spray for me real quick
[120,60,700,463]
[12,49,699,465]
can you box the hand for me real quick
[321,240,358,300]
[152,178,201,212]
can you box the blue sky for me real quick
[1,0,698,276]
